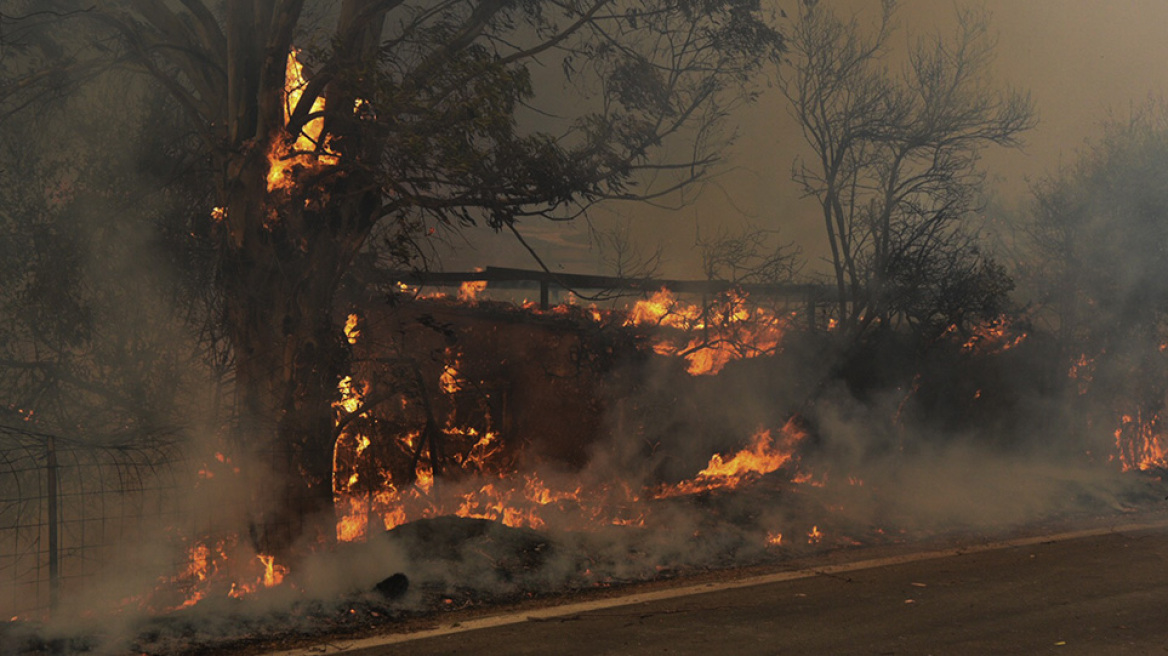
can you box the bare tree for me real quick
[2,0,783,554]
[697,224,801,286]
[779,0,1033,339]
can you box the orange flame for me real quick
[1114,411,1168,472]
[151,537,291,612]
[459,280,488,302]
[327,288,811,543]
[266,48,338,193]
[655,420,807,498]
[807,525,823,544]
[440,359,462,395]
[1068,353,1094,395]
[625,289,788,376]
[344,313,361,345]
[258,554,287,588]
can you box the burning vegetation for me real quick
[6,2,1168,654]
[77,279,1162,648]
[4,259,1168,655]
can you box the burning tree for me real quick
[2,1,783,555]
[779,1,1033,340]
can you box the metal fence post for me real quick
[46,436,59,613]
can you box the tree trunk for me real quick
[217,145,377,557]
[208,0,390,558]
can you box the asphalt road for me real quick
[276,521,1168,656]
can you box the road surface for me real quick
[273,519,1168,656]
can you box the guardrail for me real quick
[374,266,831,320]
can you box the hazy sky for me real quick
[452,0,1168,280]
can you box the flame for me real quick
[335,496,369,542]
[807,525,823,544]
[326,287,811,544]
[1114,411,1168,472]
[266,48,339,193]
[332,353,377,541]
[625,289,788,376]
[960,316,1027,354]
[1068,353,1094,395]
[344,313,361,345]
[655,420,808,498]
[334,376,365,416]
[145,537,291,612]
[1067,346,1168,473]
[440,360,461,395]
[459,280,488,302]
[176,543,211,609]
[625,289,702,328]
[258,554,287,588]
[460,430,503,470]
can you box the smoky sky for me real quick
[443,0,1168,281]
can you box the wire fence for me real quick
[0,424,184,621]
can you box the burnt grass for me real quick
[5,470,1167,656]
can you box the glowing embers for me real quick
[266,48,339,193]
[958,315,1028,355]
[1066,352,1098,397]
[624,288,789,376]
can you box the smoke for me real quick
[7,2,1168,654]
[803,396,1144,534]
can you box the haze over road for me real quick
[277,518,1168,656]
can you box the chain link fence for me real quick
[0,424,184,621]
